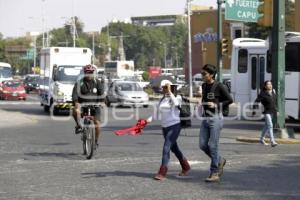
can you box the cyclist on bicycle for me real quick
[72,64,104,147]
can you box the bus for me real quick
[161,67,184,77]
[104,60,135,78]
[231,32,300,120]
[0,62,13,82]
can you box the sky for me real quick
[0,0,215,38]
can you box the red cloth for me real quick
[115,119,148,136]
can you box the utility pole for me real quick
[92,32,95,64]
[107,23,111,61]
[164,43,167,68]
[110,33,129,61]
[217,0,224,82]
[272,0,289,138]
[72,0,76,47]
[187,0,193,98]
[42,0,45,48]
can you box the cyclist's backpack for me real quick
[203,81,230,117]
[178,95,192,128]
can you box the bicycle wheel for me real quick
[84,119,95,159]
[82,129,87,155]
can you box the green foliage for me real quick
[0,16,188,74]
[101,22,187,69]
[142,71,149,81]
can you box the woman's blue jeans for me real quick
[261,114,275,143]
[161,123,184,166]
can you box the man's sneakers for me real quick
[260,139,269,146]
[205,172,220,183]
[260,139,278,147]
[205,158,226,183]
[271,141,278,147]
[218,158,226,177]
[75,126,83,134]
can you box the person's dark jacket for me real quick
[72,78,104,104]
[254,90,277,115]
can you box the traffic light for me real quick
[257,0,273,27]
[221,38,229,55]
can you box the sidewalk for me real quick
[236,136,300,144]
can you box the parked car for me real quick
[0,80,26,100]
[23,74,40,93]
[105,81,149,107]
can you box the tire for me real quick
[84,119,95,160]
[143,105,149,108]
[82,131,87,155]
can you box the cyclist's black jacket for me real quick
[202,81,233,116]
[72,78,104,104]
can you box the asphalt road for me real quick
[0,94,300,200]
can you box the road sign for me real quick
[225,0,260,22]
[194,32,218,43]
[21,49,34,60]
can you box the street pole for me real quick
[271,0,289,138]
[42,0,45,48]
[164,43,167,68]
[107,23,111,61]
[33,36,37,74]
[72,0,76,47]
[217,0,224,82]
[176,51,179,68]
[187,0,193,98]
[92,32,95,64]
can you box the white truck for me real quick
[104,60,135,78]
[0,62,13,83]
[39,47,92,113]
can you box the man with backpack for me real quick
[199,64,233,182]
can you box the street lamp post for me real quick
[29,32,39,74]
[187,0,193,98]
[92,32,95,64]
[42,0,46,48]
[159,42,167,68]
[164,43,167,68]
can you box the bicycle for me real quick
[80,105,97,159]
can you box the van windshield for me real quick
[0,67,12,78]
[56,65,83,83]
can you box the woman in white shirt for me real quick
[154,84,190,181]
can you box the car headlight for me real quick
[19,90,26,94]
[3,90,9,94]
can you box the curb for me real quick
[236,136,300,144]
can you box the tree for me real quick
[247,0,295,39]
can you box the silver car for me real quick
[105,81,149,107]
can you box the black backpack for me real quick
[203,81,230,117]
[178,95,192,128]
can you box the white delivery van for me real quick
[39,47,92,113]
